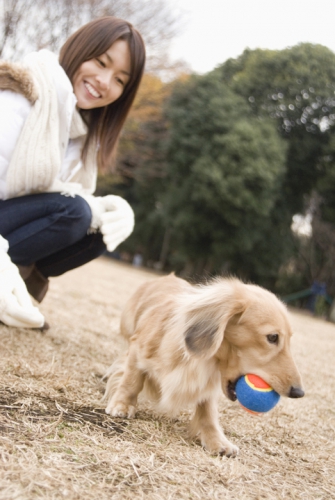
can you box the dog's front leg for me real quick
[105,345,145,418]
[190,398,239,457]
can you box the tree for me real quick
[137,72,287,280]
[115,72,174,178]
[210,44,335,290]
[317,133,335,223]
[0,0,182,70]
[276,201,335,303]
[217,44,335,214]
[95,72,178,263]
[96,71,175,190]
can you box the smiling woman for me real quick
[0,17,145,329]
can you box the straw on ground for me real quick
[0,257,334,499]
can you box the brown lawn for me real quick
[0,257,334,499]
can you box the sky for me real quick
[168,0,335,74]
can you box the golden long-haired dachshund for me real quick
[104,274,304,456]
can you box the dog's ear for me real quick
[185,318,220,356]
[184,296,245,359]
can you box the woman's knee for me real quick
[68,195,92,224]
[61,195,92,239]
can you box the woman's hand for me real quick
[99,195,135,252]
[0,248,45,328]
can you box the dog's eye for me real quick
[267,333,279,344]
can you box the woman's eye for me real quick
[267,333,279,344]
[116,77,125,86]
[96,58,105,67]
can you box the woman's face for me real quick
[72,39,131,109]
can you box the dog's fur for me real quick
[104,274,304,456]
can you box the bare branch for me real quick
[0,0,184,71]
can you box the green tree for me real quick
[212,43,335,290]
[217,43,335,214]
[150,72,287,280]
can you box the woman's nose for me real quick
[96,72,110,90]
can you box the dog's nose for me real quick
[288,386,305,398]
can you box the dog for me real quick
[104,274,304,456]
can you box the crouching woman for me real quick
[0,16,145,328]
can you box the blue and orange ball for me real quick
[235,374,280,414]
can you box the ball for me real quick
[235,374,280,414]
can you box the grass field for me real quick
[1,257,334,499]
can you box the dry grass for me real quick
[1,257,334,499]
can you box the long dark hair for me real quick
[59,16,146,171]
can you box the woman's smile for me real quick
[84,81,101,99]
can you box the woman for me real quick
[0,17,146,328]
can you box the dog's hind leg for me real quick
[105,345,145,418]
[190,398,239,457]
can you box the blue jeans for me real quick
[0,193,106,278]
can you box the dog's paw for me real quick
[202,437,239,457]
[105,401,136,419]
[218,442,239,458]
